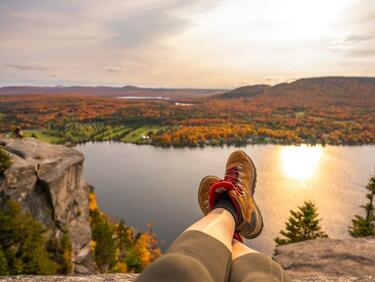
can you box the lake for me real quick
[76,143,375,255]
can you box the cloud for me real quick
[345,34,375,42]
[330,1,375,59]
[106,67,122,73]
[0,0,219,48]
[0,0,374,87]
[4,64,49,72]
[350,48,375,57]
[110,10,190,48]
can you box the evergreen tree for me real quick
[90,210,116,272]
[0,245,9,275]
[349,175,375,237]
[46,233,73,274]
[0,149,12,174]
[88,190,161,273]
[111,221,136,273]
[275,201,328,246]
[0,200,58,274]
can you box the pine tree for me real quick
[349,175,375,237]
[0,200,58,274]
[90,210,116,273]
[275,201,328,246]
[46,233,73,274]
[0,149,12,174]
[0,245,9,275]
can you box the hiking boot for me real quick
[198,150,263,239]
[198,175,220,215]
[198,175,244,242]
[233,231,244,243]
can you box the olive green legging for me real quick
[136,230,292,282]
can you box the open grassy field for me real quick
[23,130,64,144]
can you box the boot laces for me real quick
[222,166,244,196]
[206,165,245,210]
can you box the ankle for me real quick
[214,192,239,226]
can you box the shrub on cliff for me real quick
[349,175,375,237]
[46,233,73,274]
[90,209,117,272]
[0,246,9,275]
[0,149,12,174]
[113,221,161,273]
[0,200,58,274]
[89,191,161,273]
[275,201,328,246]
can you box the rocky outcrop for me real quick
[0,138,94,273]
[0,274,374,281]
[0,236,375,281]
[0,274,138,281]
[273,237,375,279]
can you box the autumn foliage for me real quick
[0,86,374,146]
[88,191,161,273]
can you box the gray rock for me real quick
[0,274,139,282]
[273,237,375,278]
[0,138,94,273]
[0,274,374,281]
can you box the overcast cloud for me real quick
[0,0,374,88]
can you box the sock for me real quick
[214,192,239,226]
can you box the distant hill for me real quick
[216,77,375,106]
[216,84,271,98]
[268,77,375,99]
[2,77,375,104]
[0,85,226,98]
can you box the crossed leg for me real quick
[137,208,291,282]
[230,239,291,282]
[137,208,234,282]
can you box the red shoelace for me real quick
[208,166,245,242]
[223,167,244,196]
[208,166,244,210]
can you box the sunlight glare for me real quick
[280,145,323,181]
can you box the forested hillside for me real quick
[0,77,374,146]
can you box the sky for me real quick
[0,0,374,88]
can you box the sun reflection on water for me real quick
[280,145,323,181]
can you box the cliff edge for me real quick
[273,237,375,279]
[0,138,374,281]
[0,138,94,273]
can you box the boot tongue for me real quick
[208,180,236,209]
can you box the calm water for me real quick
[76,143,375,255]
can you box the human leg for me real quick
[229,239,292,282]
[185,207,235,250]
[197,150,290,281]
[138,150,266,282]
[136,208,235,282]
